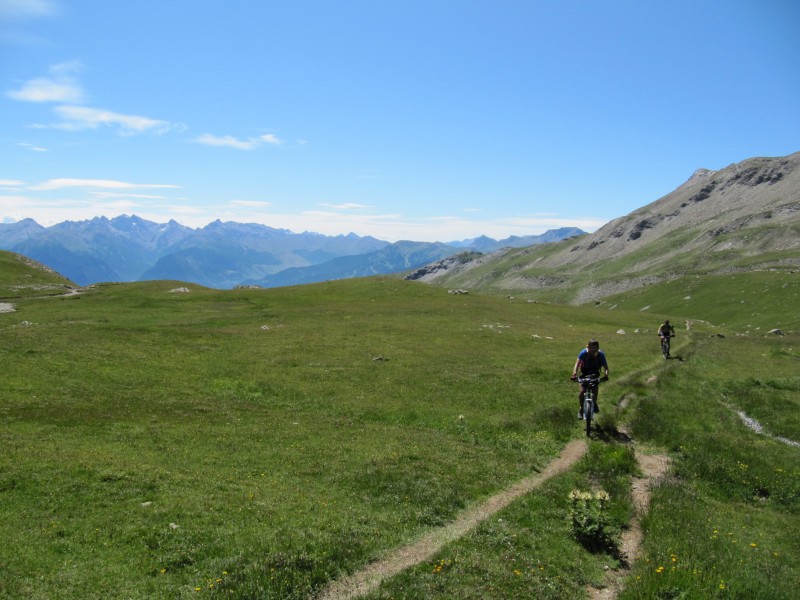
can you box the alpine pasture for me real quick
[1,258,798,598]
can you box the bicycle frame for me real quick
[661,335,671,359]
[578,376,600,436]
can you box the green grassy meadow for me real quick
[1,266,798,598]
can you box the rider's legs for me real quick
[578,384,600,418]
[577,383,600,415]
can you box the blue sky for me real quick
[1,0,799,242]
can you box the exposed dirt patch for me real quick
[587,451,671,600]
[617,392,636,411]
[318,439,588,600]
[0,302,15,313]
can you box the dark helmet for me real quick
[587,339,599,348]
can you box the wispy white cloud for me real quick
[8,61,180,136]
[89,192,168,200]
[195,132,284,150]
[1,193,608,240]
[5,171,606,241]
[194,134,258,150]
[300,209,403,223]
[493,215,607,231]
[6,60,84,103]
[0,177,185,226]
[164,205,209,217]
[260,134,282,145]
[0,0,57,46]
[228,200,273,208]
[49,105,176,135]
[17,142,48,152]
[0,193,148,225]
[255,211,606,242]
[6,76,83,103]
[0,0,58,20]
[30,178,180,191]
[318,202,373,210]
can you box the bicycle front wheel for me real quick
[584,396,593,436]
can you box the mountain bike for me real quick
[660,335,672,359]
[578,375,602,436]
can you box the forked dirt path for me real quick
[587,448,671,600]
[318,439,588,600]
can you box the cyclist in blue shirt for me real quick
[570,339,609,419]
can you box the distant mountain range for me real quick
[0,215,584,288]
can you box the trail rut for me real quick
[588,449,671,600]
[318,439,588,600]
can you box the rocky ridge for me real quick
[408,151,800,301]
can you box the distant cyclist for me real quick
[658,320,676,358]
[570,339,609,419]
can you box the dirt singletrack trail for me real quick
[318,439,588,600]
[587,449,671,600]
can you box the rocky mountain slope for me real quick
[408,151,800,302]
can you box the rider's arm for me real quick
[571,357,582,379]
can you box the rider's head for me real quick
[587,339,600,354]
[665,320,670,325]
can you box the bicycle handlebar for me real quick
[575,375,606,384]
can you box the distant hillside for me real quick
[446,227,585,253]
[408,151,800,303]
[244,240,460,288]
[251,229,586,288]
[0,250,76,299]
